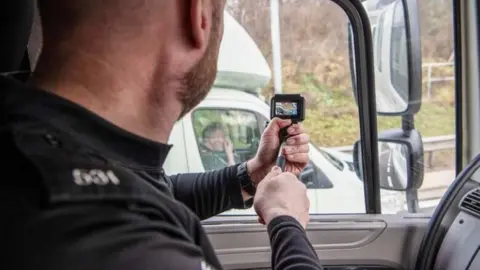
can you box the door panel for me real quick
[203,215,430,269]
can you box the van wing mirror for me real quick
[353,128,424,191]
[348,0,422,116]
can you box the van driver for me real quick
[200,123,240,170]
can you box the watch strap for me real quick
[237,161,256,197]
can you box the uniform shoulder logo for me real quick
[73,169,120,186]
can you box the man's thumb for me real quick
[266,118,292,134]
[271,166,282,173]
[263,166,282,181]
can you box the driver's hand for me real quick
[254,166,310,228]
[223,138,234,155]
[247,118,309,184]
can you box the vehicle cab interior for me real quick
[1,0,480,269]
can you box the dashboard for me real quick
[435,184,480,269]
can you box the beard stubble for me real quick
[177,10,223,119]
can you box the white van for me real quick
[164,11,406,214]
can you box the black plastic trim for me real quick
[458,187,480,218]
[453,0,463,177]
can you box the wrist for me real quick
[263,208,291,225]
[237,161,257,200]
[246,158,269,184]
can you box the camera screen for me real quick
[275,102,298,116]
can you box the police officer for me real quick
[0,1,323,269]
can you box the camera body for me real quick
[270,94,305,123]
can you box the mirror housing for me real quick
[348,0,422,116]
[353,128,424,191]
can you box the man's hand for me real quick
[254,166,310,228]
[247,118,310,184]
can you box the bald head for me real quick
[38,1,168,43]
[32,0,226,142]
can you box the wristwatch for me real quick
[237,161,256,197]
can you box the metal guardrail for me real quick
[332,134,455,168]
[422,62,455,101]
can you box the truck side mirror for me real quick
[353,128,424,191]
[348,0,422,116]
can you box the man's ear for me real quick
[189,0,209,50]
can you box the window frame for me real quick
[335,0,381,214]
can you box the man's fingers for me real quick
[271,166,282,173]
[286,124,305,136]
[286,133,309,145]
[285,153,309,164]
[258,216,266,225]
[273,117,292,128]
[283,144,309,155]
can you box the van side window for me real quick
[192,109,261,172]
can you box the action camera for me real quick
[270,94,305,123]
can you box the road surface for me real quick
[378,144,455,202]
[378,147,408,190]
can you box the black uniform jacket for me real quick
[0,75,323,270]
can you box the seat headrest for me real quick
[0,0,34,74]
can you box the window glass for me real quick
[226,0,455,215]
[375,0,456,214]
[346,0,455,214]
[220,1,370,215]
[164,0,456,216]
[192,110,335,192]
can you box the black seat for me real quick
[0,0,35,80]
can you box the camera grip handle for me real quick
[264,121,292,172]
[279,126,289,142]
[276,155,287,171]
